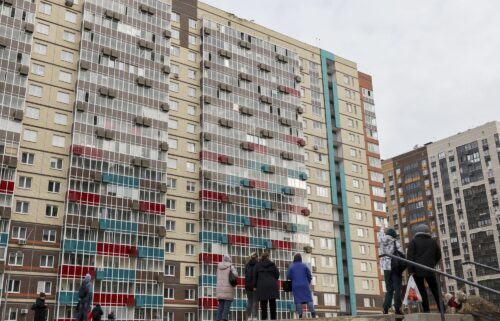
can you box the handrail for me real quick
[380,253,500,296]
[462,261,500,274]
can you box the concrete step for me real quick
[285,314,473,321]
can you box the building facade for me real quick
[0,0,385,320]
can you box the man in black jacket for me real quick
[407,223,442,313]
[245,252,259,321]
[31,292,48,321]
[255,252,280,320]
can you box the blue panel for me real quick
[227,214,251,226]
[277,301,294,312]
[63,240,96,253]
[99,219,138,233]
[102,173,139,188]
[96,268,136,281]
[232,299,246,309]
[138,246,164,260]
[0,233,8,246]
[135,295,163,307]
[250,237,267,248]
[199,274,216,286]
[58,291,78,305]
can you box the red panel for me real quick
[228,235,249,245]
[200,190,221,201]
[139,201,165,215]
[251,218,270,228]
[253,144,267,154]
[72,145,103,159]
[272,240,292,250]
[297,138,306,146]
[218,155,228,163]
[97,243,135,257]
[284,135,299,144]
[201,151,219,161]
[67,190,100,205]
[254,181,269,190]
[60,265,96,278]
[0,180,14,194]
[287,205,302,214]
[199,253,223,264]
[93,293,135,306]
[199,298,218,309]
[237,277,245,288]
[285,87,301,97]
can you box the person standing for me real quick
[244,252,259,321]
[31,292,48,321]
[216,254,238,321]
[75,273,93,321]
[378,228,404,315]
[407,223,442,313]
[286,253,316,318]
[107,312,116,321]
[255,252,280,320]
[91,304,103,321]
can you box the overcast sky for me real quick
[203,0,499,159]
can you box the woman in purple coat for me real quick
[286,253,316,318]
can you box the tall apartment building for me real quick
[0,1,385,320]
[383,121,500,305]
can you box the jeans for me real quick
[216,299,233,321]
[296,301,316,318]
[260,299,277,320]
[414,275,441,313]
[246,290,258,319]
[383,270,402,311]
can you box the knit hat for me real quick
[250,252,258,259]
[223,254,231,262]
[413,223,430,234]
[386,228,398,238]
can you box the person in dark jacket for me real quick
[244,252,259,321]
[75,273,93,321]
[407,223,442,313]
[378,228,404,315]
[31,292,48,321]
[287,253,316,318]
[91,304,103,321]
[107,312,116,321]
[255,252,280,320]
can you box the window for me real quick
[170,82,179,92]
[167,158,177,169]
[185,312,195,321]
[188,69,196,79]
[169,100,179,111]
[36,23,50,35]
[54,113,68,125]
[56,91,70,104]
[324,293,336,306]
[42,229,56,242]
[188,18,197,29]
[171,29,180,39]
[186,223,195,234]
[186,202,195,213]
[21,152,35,165]
[171,12,180,22]
[37,281,52,294]
[316,186,329,198]
[166,220,176,231]
[167,138,177,150]
[187,124,196,134]
[65,10,77,23]
[8,280,20,293]
[15,201,29,214]
[185,289,195,300]
[360,262,368,272]
[186,244,195,255]
[188,34,197,45]
[12,226,27,240]
[187,142,196,153]
[50,157,63,170]
[188,87,196,97]
[167,178,177,189]
[40,255,54,268]
[188,51,197,62]
[59,71,72,83]
[362,280,369,289]
[7,308,17,321]
[8,252,24,266]
[313,121,323,129]
[34,43,48,55]
[48,181,61,193]
[25,107,40,120]
[166,199,176,210]
[52,135,65,148]
[32,63,45,76]
[165,265,175,276]
[165,312,174,321]
[63,31,76,42]
[165,243,175,253]
[168,118,178,129]
[39,2,52,15]
[186,181,196,192]
[187,105,196,115]
[185,265,195,277]
[171,45,180,56]
[186,162,195,172]
[46,205,58,217]
[29,84,43,97]
[61,50,74,63]
[18,176,32,189]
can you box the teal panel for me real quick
[102,173,139,188]
[277,301,294,312]
[264,240,273,249]
[135,295,163,307]
[200,231,227,244]
[96,268,136,281]
[227,214,250,226]
[232,299,246,309]
[138,246,164,260]
[58,291,78,305]
[0,233,8,245]
[63,240,96,253]
[199,275,216,286]
[99,219,138,233]
[250,237,266,248]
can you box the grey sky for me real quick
[202,0,500,159]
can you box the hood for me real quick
[83,273,91,284]
[247,258,257,266]
[293,253,302,263]
[259,259,275,269]
[218,261,231,270]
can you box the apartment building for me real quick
[0,0,385,320]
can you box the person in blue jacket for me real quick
[287,253,316,318]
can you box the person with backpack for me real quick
[91,304,103,321]
[407,223,442,313]
[216,254,238,321]
[244,252,259,321]
[31,292,48,321]
[255,252,280,320]
[75,273,93,321]
[287,253,316,318]
[378,227,404,315]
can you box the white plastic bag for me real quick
[403,275,423,305]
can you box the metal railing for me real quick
[380,253,500,321]
[462,261,500,274]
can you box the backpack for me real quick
[79,284,88,299]
[228,266,237,287]
[391,240,407,273]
